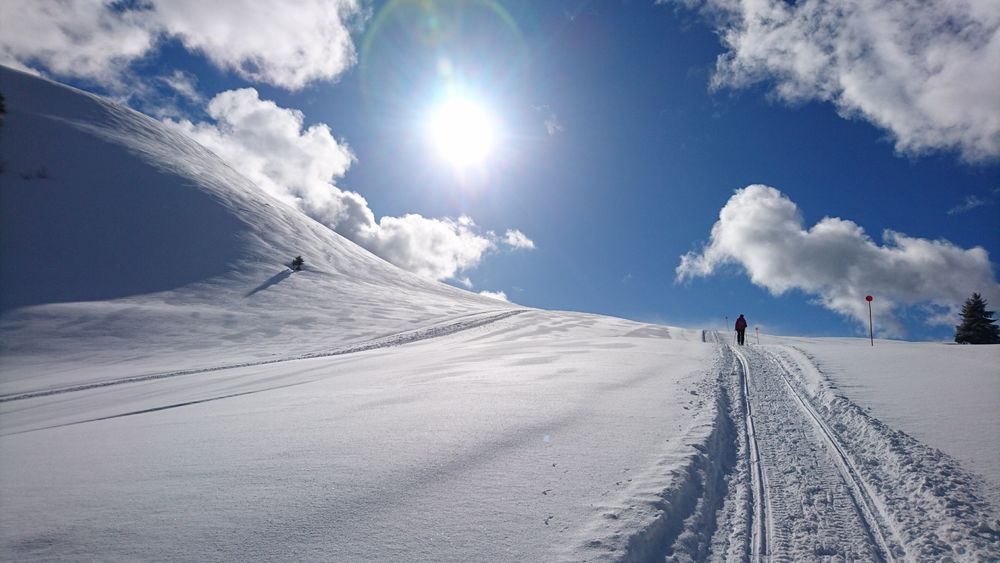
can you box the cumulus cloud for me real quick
[677,185,1000,336]
[363,215,496,281]
[0,0,361,90]
[479,290,510,302]
[164,89,531,283]
[667,0,1000,162]
[504,229,536,250]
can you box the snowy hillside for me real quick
[1,67,997,561]
[0,65,515,388]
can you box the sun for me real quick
[426,97,497,168]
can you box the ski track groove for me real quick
[732,344,901,562]
[0,309,527,403]
[733,347,770,561]
[765,348,907,562]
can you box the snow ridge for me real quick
[619,380,737,561]
[571,348,740,562]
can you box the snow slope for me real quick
[2,311,717,561]
[0,66,719,560]
[0,64,516,390]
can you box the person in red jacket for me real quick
[735,314,748,345]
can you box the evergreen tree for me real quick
[290,256,304,271]
[954,293,1000,344]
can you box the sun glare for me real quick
[427,98,497,168]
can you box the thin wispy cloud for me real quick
[677,185,1000,336]
[0,0,362,90]
[667,0,1000,162]
[158,70,203,104]
[164,89,532,285]
[544,116,564,136]
[534,105,564,136]
[948,188,1000,215]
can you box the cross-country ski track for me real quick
[2,320,997,559]
[706,337,997,561]
[732,346,771,561]
[0,309,527,404]
[733,344,900,561]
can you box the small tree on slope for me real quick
[954,293,1000,344]
[290,256,304,271]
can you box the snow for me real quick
[2,65,998,560]
[773,336,1000,505]
[0,64,517,390]
[0,66,717,560]
[2,311,714,561]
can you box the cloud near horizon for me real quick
[164,89,532,284]
[676,185,1000,336]
[668,0,1000,162]
[0,0,361,90]
[478,290,510,302]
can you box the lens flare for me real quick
[427,98,497,167]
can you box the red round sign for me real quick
[866,295,873,302]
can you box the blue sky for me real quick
[3,0,998,340]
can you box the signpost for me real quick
[866,295,874,346]
[755,326,760,345]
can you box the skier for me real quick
[735,314,748,346]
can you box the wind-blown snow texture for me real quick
[1,67,997,561]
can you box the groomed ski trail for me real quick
[732,344,903,561]
[0,309,527,403]
[732,347,771,561]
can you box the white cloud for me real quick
[363,214,496,282]
[158,70,203,104]
[0,0,155,86]
[504,229,536,250]
[165,89,531,283]
[948,188,1000,215]
[544,116,564,136]
[0,0,362,90]
[668,0,1000,162]
[164,88,359,227]
[534,105,564,136]
[478,290,510,302]
[677,185,1000,336]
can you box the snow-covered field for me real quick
[1,66,998,560]
[2,310,715,561]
